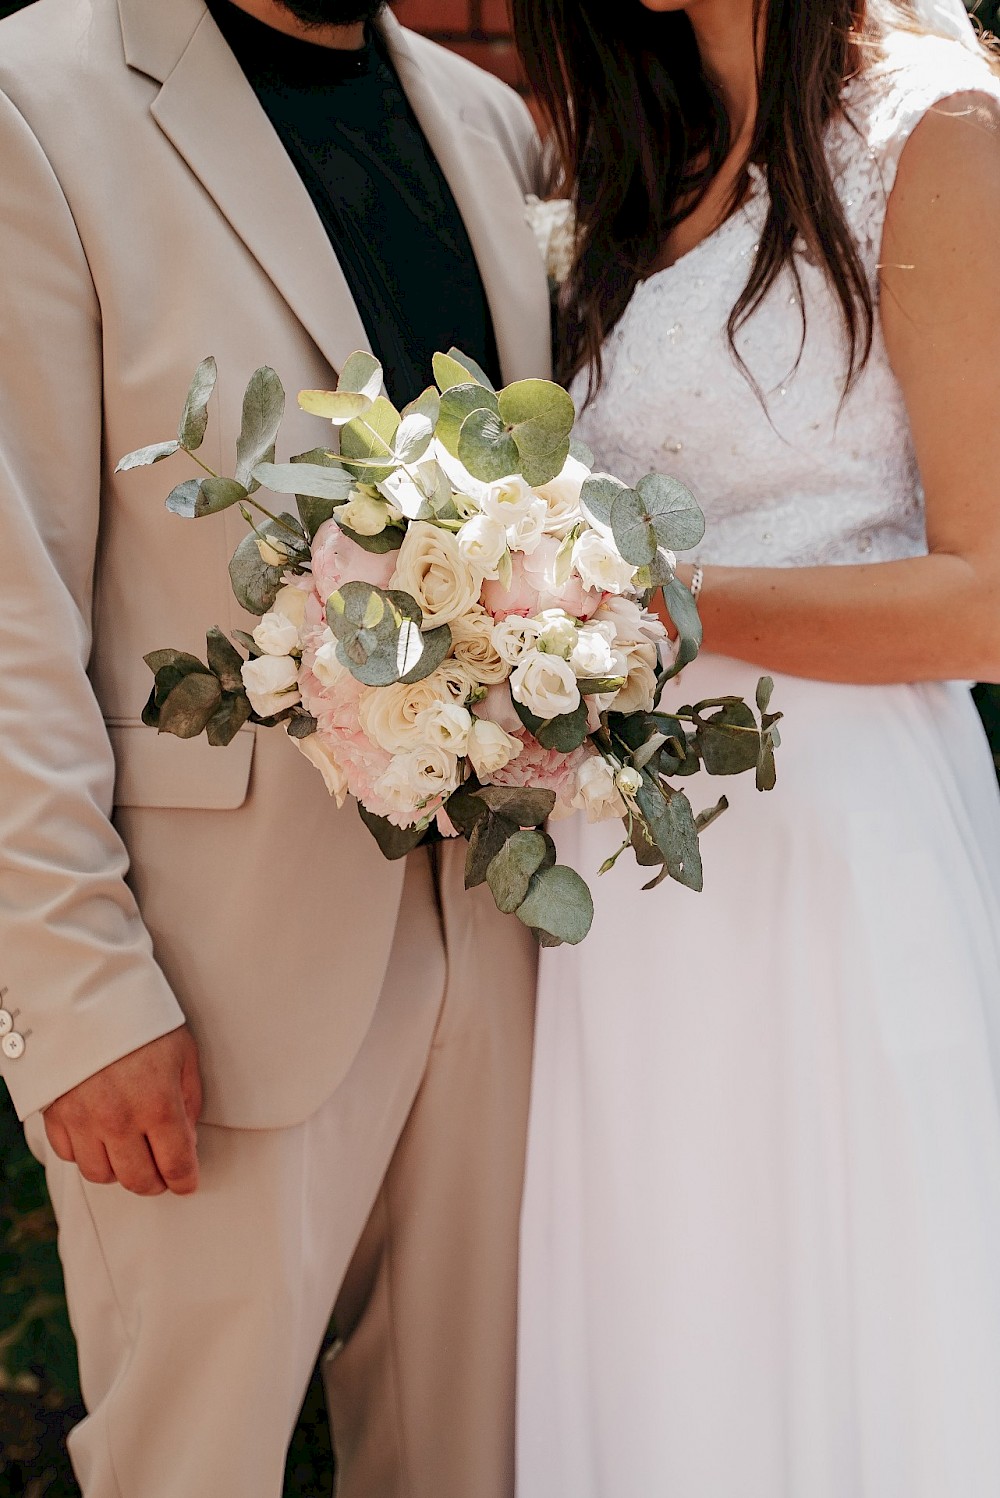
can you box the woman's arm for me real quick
[659,89,1000,686]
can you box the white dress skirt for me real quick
[516,32,1000,1498]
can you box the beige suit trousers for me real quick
[26,844,536,1498]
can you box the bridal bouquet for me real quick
[119,349,779,945]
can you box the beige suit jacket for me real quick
[0,0,550,1126]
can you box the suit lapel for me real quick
[118,0,550,386]
[381,15,552,383]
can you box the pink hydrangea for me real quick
[310,517,397,600]
[488,731,594,818]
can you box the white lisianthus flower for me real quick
[375,746,461,820]
[535,454,589,537]
[491,614,542,667]
[450,607,510,685]
[594,595,671,649]
[572,755,626,823]
[457,513,509,579]
[292,731,349,805]
[570,622,617,678]
[535,609,579,659]
[612,642,660,714]
[272,583,308,631]
[378,467,428,521]
[252,609,302,657]
[241,654,301,718]
[467,718,523,777]
[505,497,548,556]
[338,491,394,536]
[312,630,348,691]
[481,476,537,528]
[391,521,481,629]
[415,701,473,755]
[572,530,637,596]
[359,662,476,754]
[510,651,581,719]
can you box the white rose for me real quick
[467,718,523,777]
[572,530,637,596]
[449,607,510,685]
[312,630,348,691]
[359,662,475,754]
[291,731,349,806]
[273,584,308,631]
[535,609,578,659]
[572,755,626,823]
[505,498,547,556]
[613,641,660,714]
[510,651,581,719]
[252,609,302,657]
[338,491,394,536]
[615,765,643,797]
[481,476,537,527]
[570,623,617,678]
[374,746,460,821]
[457,513,509,579]
[391,521,481,629]
[535,455,589,537]
[491,614,542,667]
[241,654,301,718]
[415,701,473,755]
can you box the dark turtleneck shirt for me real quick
[207,0,501,406]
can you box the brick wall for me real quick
[392,0,527,96]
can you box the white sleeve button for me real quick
[0,1010,13,1037]
[1,1032,25,1060]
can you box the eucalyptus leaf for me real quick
[235,367,285,489]
[206,626,246,694]
[474,786,556,826]
[654,576,704,694]
[399,623,453,684]
[569,437,595,468]
[515,863,594,946]
[338,351,384,401]
[445,780,490,836]
[115,438,181,473]
[512,693,590,752]
[756,675,775,713]
[165,479,203,519]
[695,795,730,833]
[206,691,252,747]
[403,385,441,429]
[141,683,160,729]
[695,700,761,776]
[297,389,373,425]
[157,672,222,739]
[634,473,706,551]
[394,412,434,464]
[635,778,703,891]
[465,812,520,889]
[580,474,629,528]
[437,382,500,458]
[339,396,401,483]
[458,406,521,483]
[338,522,405,554]
[286,712,319,739]
[253,461,353,501]
[486,828,555,914]
[497,379,575,488]
[177,356,218,451]
[144,648,206,678]
[228,515,299,616]
[199,477,249,514]
[440,347,497,392]
[357,804,427,859]
[757,734,778,792]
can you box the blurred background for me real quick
[1,0,999,1493]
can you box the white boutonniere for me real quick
[525,194,577,288]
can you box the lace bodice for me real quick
[572,32,1000,569]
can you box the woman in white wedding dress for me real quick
[511,0,1000,1493]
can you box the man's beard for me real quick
[275,0,386,26]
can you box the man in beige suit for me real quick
[0,0,550,1491]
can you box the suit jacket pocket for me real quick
[107,720,255,810]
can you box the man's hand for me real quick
[43,1027,203,1197]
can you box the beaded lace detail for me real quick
[572,33,1000,568]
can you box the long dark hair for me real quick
[512,0,909,396]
